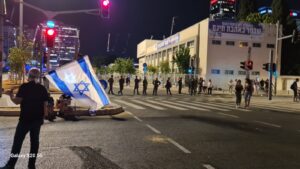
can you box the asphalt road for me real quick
[1,88,300,169]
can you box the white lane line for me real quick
[146,100,188,111]
[203,164,216,169]
[134,116,143,122]
[218,113,239,119]
[193,101,250,112]
[146,124,161,134]
[254,121,281,128]
[167,138,191,154]
[161,101,209,111]
[176,101,229,112]
[114,99,145,110]
[131,100,166,110]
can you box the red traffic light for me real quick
[101,0,110,8]
[246,60,253,70]
[46,29,55,36]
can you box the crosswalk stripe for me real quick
[176,101,229,112]
[161,101,210,111]
[114,99,145,110]
[146,100,188,111]
[191,101,250,112]
[131,100,166,110]
[251,102,298,112]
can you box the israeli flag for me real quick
[46,56,110,110]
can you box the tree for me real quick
[271,0,290,28]
[238,0,258,21]
[245,13,274,24]
[159,61,171,74]
[8,36,33,83]
[147,65,159,75]
[173,47,191,74]
[113,58,136,75]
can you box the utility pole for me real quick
[268,50,274,101]
[170,16,176,36]
[246,47,251,79]
[19,0,23,44]
[107,33,110,52]
[0,0,6,97]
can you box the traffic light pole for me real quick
[268,50,274,101]
[246,47,251,79]
[0,0,4,97]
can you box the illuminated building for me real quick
[210,0,236,20]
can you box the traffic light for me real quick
[240,61,246,70]
[246,60,253,70]
[263,63,270,71]
[100,0,110,18]
[188,67,193,74]
[45,28,56,48]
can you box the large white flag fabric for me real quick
[46,56,110,110]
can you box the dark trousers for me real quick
[236,93,242,105]
[118,86,123,95]
[142,87,147,95]
[153,87,158,95]
[208,87,212,95]
[108,86,114,94]
[133,87,139,95]
[166,88,172,95]
[198,86,203,94]
[7,120,42,168]
[178,85,182,94]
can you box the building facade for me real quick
[210,0,236,20]
[137,18,284,90]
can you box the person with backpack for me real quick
[244,78,254,109]
[291,78,299,102]
[165,77,172,96]
[235,80,243,109]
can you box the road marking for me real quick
[254,121,281,128]
[146,124,161,134]
[167,138,191,154]
[218,113,239,119]
[176,101,229,112]
[146,100,188,110]
[133,116,143,122]
[161,101,209,111]
[131,100,166,110]
[114,99,145,110]
[193,101,250,112]
[203,164,216,169]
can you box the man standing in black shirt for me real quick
[118,76,125,96]
[1,69,48,169]
[178,77,183,94]
[142,77,148,95]
[108,75,114,95]
[153,78,161,96]
[165,77,172,96]
[133,76,140,95]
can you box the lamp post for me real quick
[19,0,23,45]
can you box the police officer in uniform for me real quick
[108,75,114,95]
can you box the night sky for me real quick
[6,0,300,60]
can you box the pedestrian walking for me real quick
[165,77,172,95]
[118,76,125,95]
[235,80,243,108]
[1,69,49,169]
[207,79,213,95]
[198,77,203,94]
[126,76,130,86]
[108,75,114,95]
[133,76,140,95]
[228,79,234,94]
[142,77,148,95]
[202,80,207,94]
[178,77,183,94]
[290,78,299,102]
[264,79,269,95]
[191,77,197,95]
[153,78,161,96]
[244,78,254,109]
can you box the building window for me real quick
[187,41,195,48]
[253,43,261,48]
[252,71,260,76]
[179,44,185,49]
[267,44,275,48]
[238,71,246,75]
[224,70,234,75]
[212,40,221,45]
[211,69,220,74]
[239,42,248,47]
[226,41,235,46]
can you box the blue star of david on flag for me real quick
[74,81,90,95]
